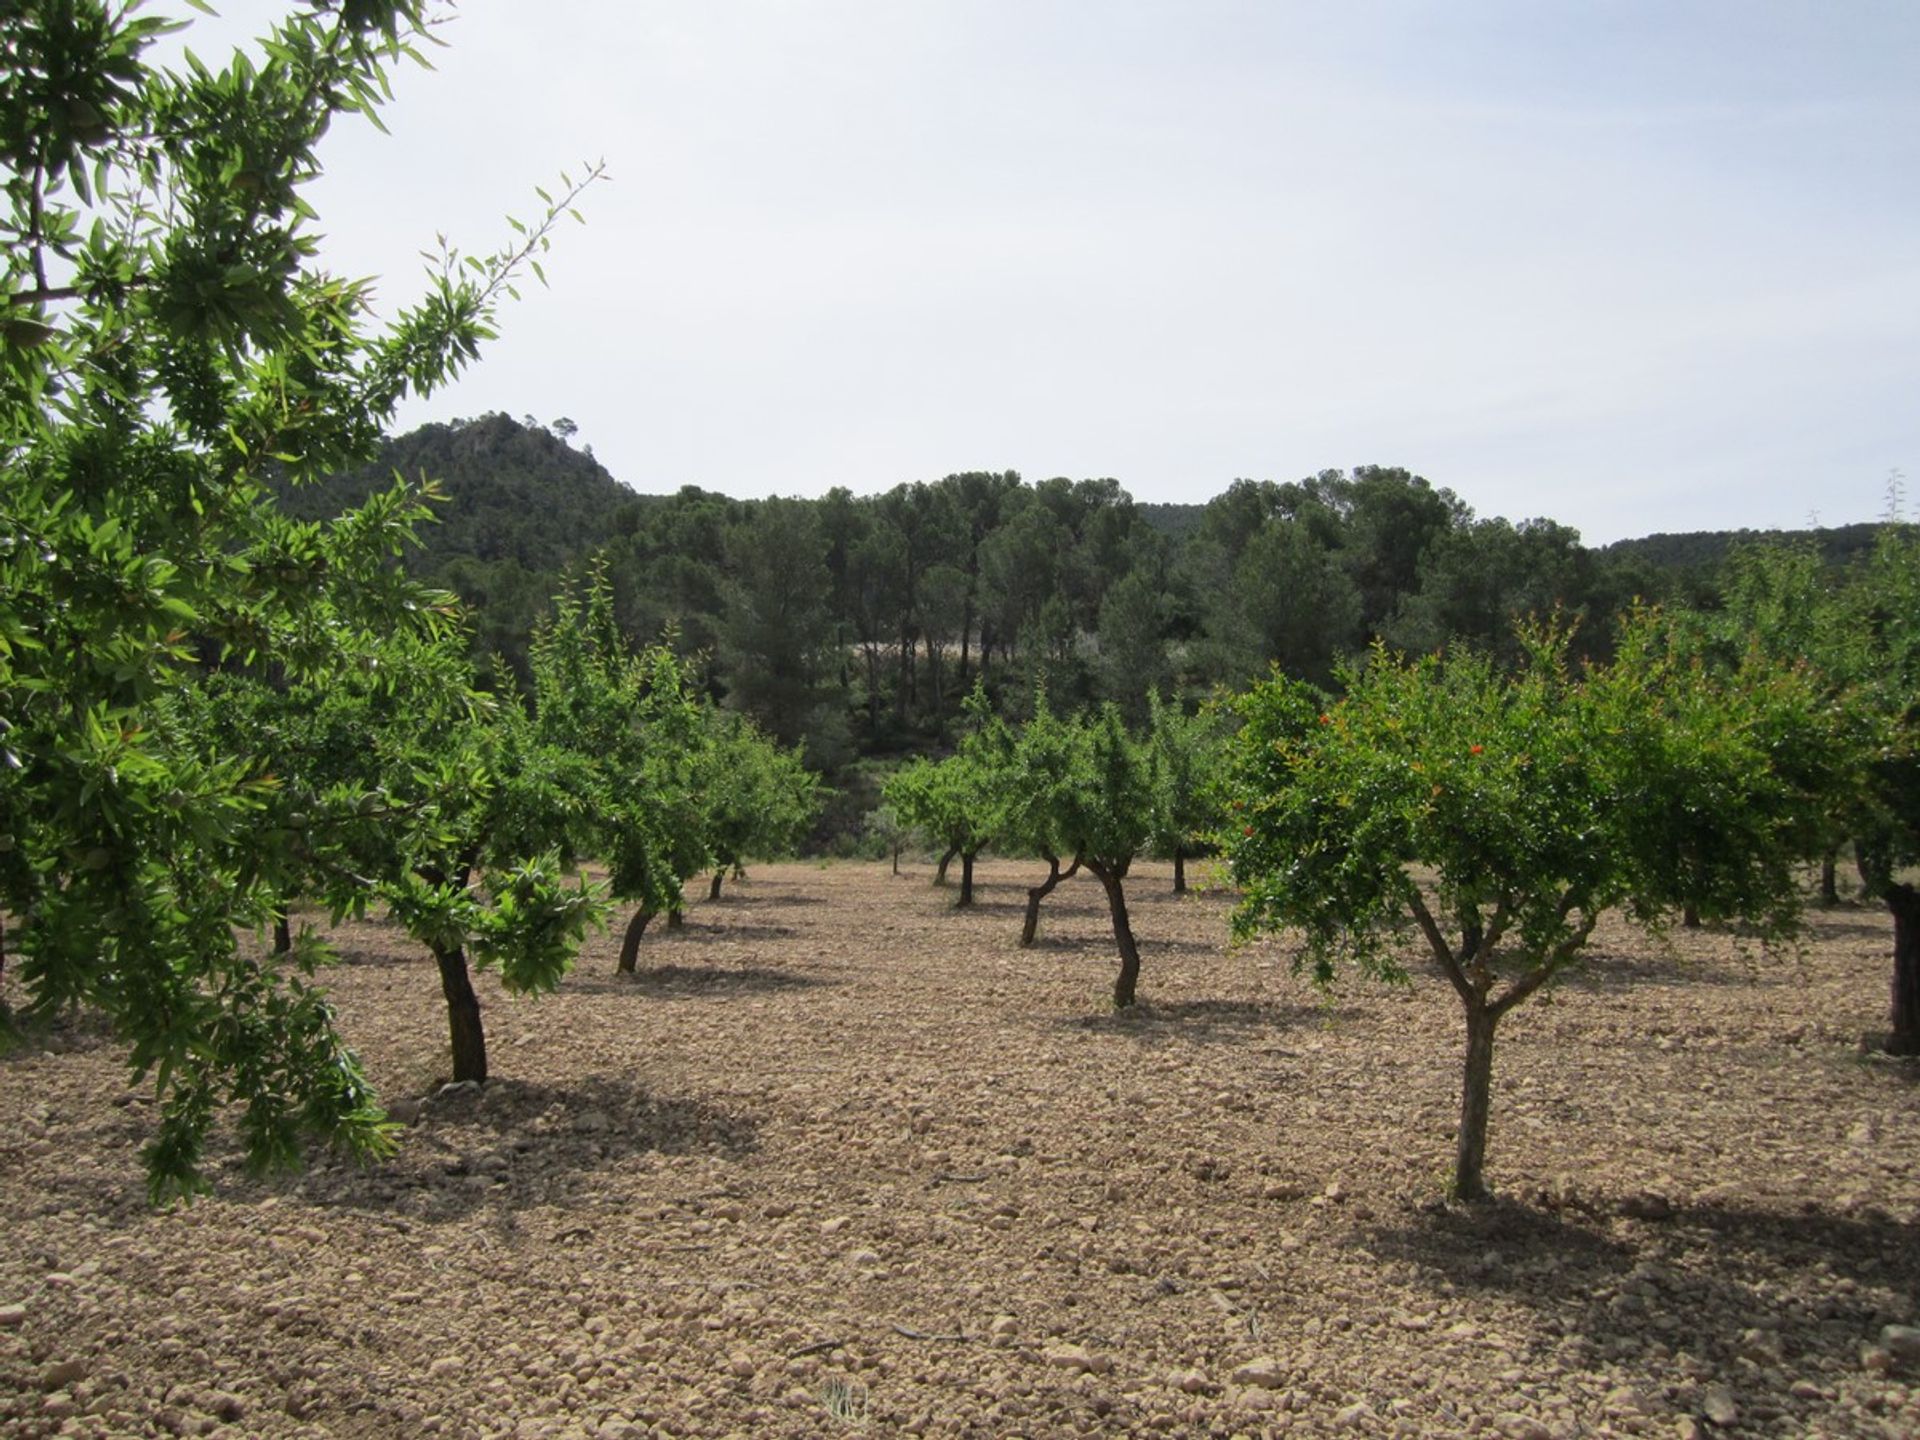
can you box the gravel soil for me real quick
[2,858,1918,1439]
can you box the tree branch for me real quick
[1406,885,1476,1005]
[1488,901,1597,1019]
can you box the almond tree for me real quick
[998,689,1083,947]
[1144,689,1223,895]
[881,688,1005,906]
[1054,706,1156,1007]
[1690,533,1920,1053]
[696,708,821,902]
[522,566,707,973]
[1837,528,1920,1052]
[1222,616,1838,1200]
[0,0,599,1198]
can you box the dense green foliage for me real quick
[1220,616,1845,1199]
[286,418,1897,804]
[1701,532,1920,1050]
[0,0,602,1198]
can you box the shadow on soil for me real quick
[664,921,803,944]
[1363,1196,1920,1429]
[303,1073,762,1225]
[701,890,827,909]
[1549,945,1825,994]
[1063,997,1323,1044]
[32,1073,762,1229]
[567,964,828,997]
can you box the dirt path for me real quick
[2,859,1917,1438]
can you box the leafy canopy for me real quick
[0,0,598,1199]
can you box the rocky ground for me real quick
[2,859,1918,1440]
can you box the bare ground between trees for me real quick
[2,860,1918,1440]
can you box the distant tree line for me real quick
[283,414,1873,781]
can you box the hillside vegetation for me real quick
[283,413,1885,774]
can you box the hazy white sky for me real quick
[191,2,1916,544]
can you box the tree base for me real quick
[1861,1030,1920,1058]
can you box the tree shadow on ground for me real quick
[1061,997,1324,1045]
[567,964,829,998]
[31,1072,763,1231]
[661,921,802,944]
[954,898,1028,916]
[1361,1196,1920,1434]
[1802,913,1896,943]
[1548,945,1826,994]
[289,1072,761,1225]
[1150,936,1233,959]
[700,889,827,909]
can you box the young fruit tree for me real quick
[0,0,599,1199]
[998,689,1084,947]
[522,568,708,973]
[1054,705,1156,1007]
[1837,528,1920,1053]
[1689,534,1920,1051]
[1144,689,1223,895]
[881,693,1006,907]
[695,708,821,903]
[250,625,608,1089]
[1222,616,1840,1201]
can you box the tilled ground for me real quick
[2,859,1918,1440]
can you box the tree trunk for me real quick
[957,850,976,908]
[434,943,487,1084]
[1887,883,1920,1056]
[1820,844,1841,906]
[891,843,900,877]
[709,870,724,901]
[273,906,292,956]
[1173,851,1186,895]
[1682,903,1701,929]
[668,907,684,930]
[958,615,972,689]
[925,630,943,730]
[863,643,882,733]
[935,847,956,887]
[1453,1000,1497,1201]
[1022,855,1079,947]
[616,906,655,974]
[1091,862,1142,1008]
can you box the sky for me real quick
[181,2,1917,544]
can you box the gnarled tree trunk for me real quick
[1089,860,1141,1008]
[1022,855,1080,947]
[668,907,684,930]
[935,847,956,887]
[1888,883,1920,1056]
[273,905,292,956]
[1820,844,1841,906]
[616,906,655,974]
[433,942,487,1084]
[957,850,977,908]
[1172,851,1186,895]
[709,870,725,901]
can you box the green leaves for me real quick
[1223,616,1835,994]
[1,1,598,1197]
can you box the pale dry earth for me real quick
[2,859,1918,1440]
